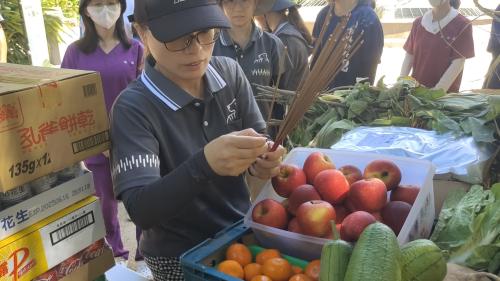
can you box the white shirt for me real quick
[421,8,459,35]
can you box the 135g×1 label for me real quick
[8,153,52,178]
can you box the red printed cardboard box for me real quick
[0,63,109,192]
[32,239,110,281]
[0,196,105,281]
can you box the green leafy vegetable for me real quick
[431,184,500,273]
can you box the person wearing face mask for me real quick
[255,0,313,90]
[311,0,384,89]
[213,0,293,138]
[400,0,474,93]
[60,0,147,276]
[110,0,286,279]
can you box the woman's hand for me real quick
[204,129,268,177]
[248,141,286,180]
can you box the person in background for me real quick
[0,14,7,62]
[312,0,383,89]
[124,0,135,38]
[257,0,313,90]
[213,0,292,137]
[400,0,474,93]
[483,4,499,89]
[111,0,286,279]
[60,0,149,277]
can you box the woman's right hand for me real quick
[204,129,269,177]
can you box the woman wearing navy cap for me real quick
[110,0,286,279]
[257,0,313,90]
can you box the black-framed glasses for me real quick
[164,29,220,52]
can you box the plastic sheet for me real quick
[331,127,495,184]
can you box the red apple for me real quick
[363,159,402,191]
[252,199,288,229]
[271,164,307,198]
[287,217,303,234]
[390,185,420,205]
[303,152,335,184]
[288,184,321,216]
[381,201,412,235]
[334,205,349,224]
[338,165,363,186]
[314,169,350,204]
[340,211,376,242]
[347,178,388,213]
[296,200,336,237]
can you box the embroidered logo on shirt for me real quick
[254,53,270,64]
[112,154,160,177]
[226,98,237,124]
[173,0,186,4]
[251,68,271,77]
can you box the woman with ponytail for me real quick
[258,0,312,90]
[400,0,474,93]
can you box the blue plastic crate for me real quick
[180,220,252,281]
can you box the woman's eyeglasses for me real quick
[164,29,220,52]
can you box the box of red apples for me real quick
[244,148,435,260]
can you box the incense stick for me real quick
[271,13,364,151]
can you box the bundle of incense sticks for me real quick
[271,9,364,151]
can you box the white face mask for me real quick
[87,4,121,30]
[429,0,444,7]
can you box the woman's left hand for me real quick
[248,141,286,180]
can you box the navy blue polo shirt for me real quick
[274,21,311,90]
[312,3,384,89]
[213,24,292,120]
[110,55,265,257]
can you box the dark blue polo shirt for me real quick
[110,56,266,257]
[274,21,311,90]
[213,24,292,121]
[312,3,384,89]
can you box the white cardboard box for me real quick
[0,172,94,240]
[0,196,105,281]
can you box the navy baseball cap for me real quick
[134,0,231,42]
[270,0,296,12]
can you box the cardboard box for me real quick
[0,63,109,192]
[59,248,114,281]
[0,172,95,240]
[433,174,473,215]
[33,239,110,281]
[0,196,105,281]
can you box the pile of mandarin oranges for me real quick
[217,243,320,281]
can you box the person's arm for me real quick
[112,97,269,230]
[401,19,418,78]
[435,18,474,92]
[433,58,465,91]
[400,53,414,77]
[271,37,293,91]
[0,23,7,63]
